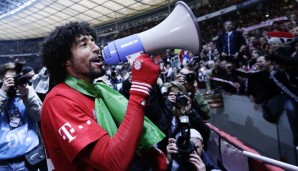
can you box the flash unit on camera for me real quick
[179,116,189,123]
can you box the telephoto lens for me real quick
[175,116,196,163]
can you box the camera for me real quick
[14,60,28,86]
[7,60,28,97]
[175,92,188,106]
[175,116,196,163]
[184,73,195,84]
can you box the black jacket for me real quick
[216,30,246,57]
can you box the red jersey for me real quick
[41,83,107,171]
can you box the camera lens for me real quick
[185,73,195,83]
[176,92,188,106]
[175,117,196,163]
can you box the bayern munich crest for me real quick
[134,60,142,70]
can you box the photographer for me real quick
[0,62,43,170]
[165,81,211,153]
[175,65,211,121]
[166,129,217,171]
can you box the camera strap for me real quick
[4,97,25,130]
[3,98,14,122]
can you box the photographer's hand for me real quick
[167,92,177,103]
[1,76,14,93]
[175,74,185,84]
[185,96,192,113]
[221,52,227,57]
[189,151,206,171]
[166,138,178,165]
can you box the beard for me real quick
[68,57,106,82]
[89,68,106,80]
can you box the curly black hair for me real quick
[41,21,97,85]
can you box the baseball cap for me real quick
[190,128,203,142]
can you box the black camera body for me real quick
[175,116,196,163]
[7,61,28,97]
[14,73,28,86]
[184,73,196,84]
[175,92,188,106]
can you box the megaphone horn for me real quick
[102,1,201,65]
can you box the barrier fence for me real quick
[206,123,297,171]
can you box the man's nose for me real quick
[92,42,101,53]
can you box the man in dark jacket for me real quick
[216,21,246,63]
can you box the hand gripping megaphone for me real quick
[102,1,201,65]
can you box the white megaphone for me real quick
[102,1,201,65]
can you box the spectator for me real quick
[216,20,247,63]
[250,49,264,68]
[235,55,279,107]
[248,35,261,51]
[30,67,50,102]
[163,49,174,66]
[205,62,224,94]
[236,45,251,69]
[221,62,241,94]
[109,69,122,91]
[197,60,208,89]
[165,63,174,82]
[269,48,298,146]
[189,51,200,67]
[291,25,298,37]
[160,61,167,83]
[288,12,298,27]
[206,61,215,76]
[213,49,221,60]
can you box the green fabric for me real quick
[65,75,165,150]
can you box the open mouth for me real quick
[91,53,104,65]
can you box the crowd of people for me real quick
[0,0,297,171]
[0,21,219,171]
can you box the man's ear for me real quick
[65,60,71,67]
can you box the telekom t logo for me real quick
[58,122,76,143]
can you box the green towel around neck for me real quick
[65,75,165,151]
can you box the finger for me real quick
[5,80,15,87]
[190,153,203,163]
[4,75,13,79]
[167,144,178,151]
[166,147,175,153]
[167,149,178,154]
[168,138,175,144]
[5,77,14,83]
[188,158,200,169]
[189,155,205,166]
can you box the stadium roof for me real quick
[0,0,175,41]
